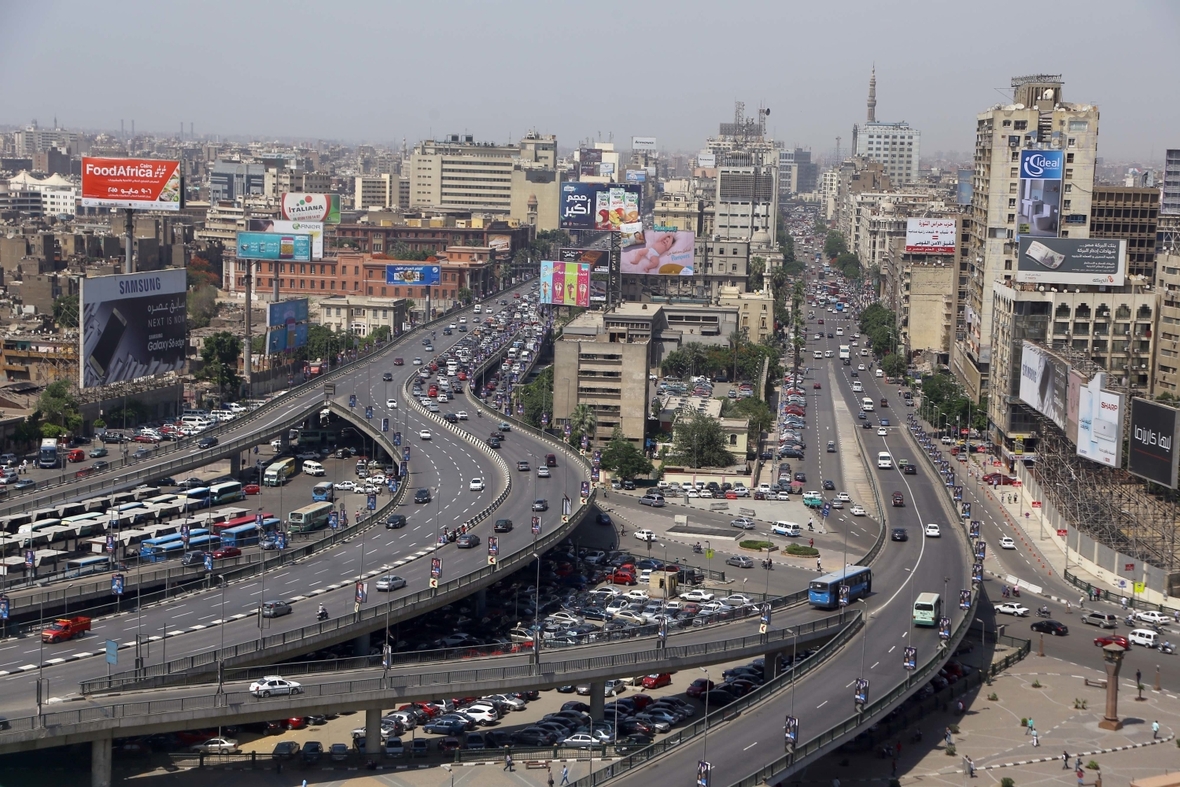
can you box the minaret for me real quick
[867,66,877,122]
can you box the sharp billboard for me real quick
[236,231,312,262]
[247,219,324,260]
[620,228,695,276]
[904,218,957,254]
[1127,398,1180,489]
[79,269,187,389]
[539,261,591,307]
[1017,342,1068,431]
[81,157,182,211]
[1016,237,1127,287]
[1076,373,1124,469]
[384,265,441,286]
[559,183,641,230]
[559,248,609,304]
[279,193,341,224]
[1017,150,1063,238]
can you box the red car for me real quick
[629,693,654,710]
[457,372,467,381]
[982,473,1018,486]
[393,358,404,366]
[244,483,261,495]
[817,319,824,324]
[212,546,241,559]
[285,717,308,730]
[686,678,714,698]
[813,382,822,389]
[1094,635,1131,649]
[133,434,160,444]
[609,570,636,586]
[641,673,673,689]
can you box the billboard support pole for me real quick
[243,258,254,393]
[123,209,134,274]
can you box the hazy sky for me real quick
[3,0,1178,162]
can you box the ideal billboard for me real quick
[904,218,957,254]
[247,219,324,260]
[267,298,309,328]
[620,228,695,276]
[539,261,591,307]
[559,183,642,230]
[384,265,441,286]
[267,323,309,354]
[79,269,186,389]
[579,148,603,177]
[1076,373,1124,469]
[1016,237,1127,287]
[1127,398,1180,488]
[236,231,312,262]
[279,192,341,224]
[632,136,657,151]
[560,248,609,304]
[1017,149,1064,238]
[80,157,181,211]
[1017,342,1068,431]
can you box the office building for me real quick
[1154,252,1180,399]
[6,171,77,217]
[852,69,921,185]
[1163,149,1180,215]
[355,174,396,211]
[210,161,266,202]
[778,148,818,196]
[1089,186,1159,280]
[315,296,411,337]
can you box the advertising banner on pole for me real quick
[80,269,187,389]
[236,231,312,262]
[385,265,441,286]
[81,157,181,211]
[279,193,340,224]
[248,219,324,260]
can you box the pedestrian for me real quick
[561,764,570,785]
[1153,720,1160,739]
[503,747,513,772]
[1032,729,1039,747]
[1026,717,1033,735]
[1136,669,1142,686]
[548,766,555,787]
[817,557,822,572]
[945,726,953,745]
[1063,751,1070,769]
[966,756,976,778]
[1075,756,1082,772]
[1077,767,1085,787]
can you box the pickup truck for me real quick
[42,616,91,643]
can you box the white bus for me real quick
[838,345,851,364]
[913,592,942,627]
[288,501,334,533]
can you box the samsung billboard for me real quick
[1017,342,1068,431]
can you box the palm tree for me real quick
[568,404,597,446]
[682,343,708,378]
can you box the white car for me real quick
[999,536,1016,550]
[924,523,942,538]
[386,398,398,409]
[995,602,1030,617]
[456,411,469,420]
[723,593,753,606]
[1135,610,1169,626]
[459,704,498,724]
[537,467,550,478]
[836,492,851,502]
[191,737,240,754]
[623,589,650,601]
[852,383,864,392]
[850,505,867,516]
[634,529,656,542]
[469,478,485,491]
[249,676,303,697]
[877,427,888,436]
[858,364,867,371]
[419,430,432,441]
[334,480,356,491]
[680,589,715,602]
[376,575,407,591]
[412,357,422,365]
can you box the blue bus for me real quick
[65,555,113,577]
[312,482,334,502]
[808,566,873,609]
[185,534,221,552]
[219,524,260,548]
[140,540,186,562]
[182,488,212,510]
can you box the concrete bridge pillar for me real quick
[365,708,382,760]
[91,734,112,787]
[473,588,487,617]
[229,453,241,477]
[352,633,370,657]
[589,681,606,721]
[765,648,790,680]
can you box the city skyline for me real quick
[2,0,1178,161]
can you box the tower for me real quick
[867,66,877,123]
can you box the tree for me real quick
[672,411,734,469]
[187,256,220,289]
[515,366,554,428]
[365,325,391,344]
[568,403,598,446]
[456,287,473,305]
[390,243,435,261]
[824,231,848,259]
[600,427,653,480]
[748,257,766,290]
[200,332,242,397]
[835,252,861,279]
[882,353,907,378]
[39,380,81,433]
[53,294,79,329]
[723,397,774,448]
[187,284,219,330]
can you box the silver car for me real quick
[376,575,406,592]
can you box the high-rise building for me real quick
[354,174,396,211]
[852,70,921,185]
[210,161,265,202]
[778,148,818,196]
[1089,186,1159,279]
[1163,149,1180,215]
[1154,252,1180,399]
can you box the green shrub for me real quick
[945,744,956,756]
[948,724,960,734]
[1087,761,1099,770]
[1031,678,1042,688]
[784,544,819,557]
[739,540,773,551]
[1001,778,1015,787]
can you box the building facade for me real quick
[315,296,411,336]
[1089,186,1159,280]
[354,174,396,211]
[1163,149,1180,215]
[1154,252,1180,399]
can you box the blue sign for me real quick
[559,182,598,230]
[1019,150,1064,180]
[403,449,410,461]
[381,417,389,433]
[180,523,190,543]
[0,595,8,620]
[112,574,124,595]
[106,534,116,553]
[105,640,118,666]
[24,550,34,569]
[349,394,357,408]
[365,406,373,420]
[329,511,339,529]
[255,513,264,529]
[235,231,312,262]
[367,494,377,510]
[385,265,441,286]
[203,553,213,572]
[388,479,398,494]
[393,432,402,446]
[276,532,286,550]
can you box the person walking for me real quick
[1153,720,1160,739]
[547,765,555,787]
[1026,717,1033,735]
[1075,756,1083,772]
[816,557,822,572]
[1077,767,1085,787]
[561,764,570,785]
[966,756,976,778]
[1063,751,1071,770]
[1032,728,1039,747]
[1136,669,1142,687]
[503,747,514,772]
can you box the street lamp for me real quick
[700,667,711,762]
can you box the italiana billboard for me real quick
[539,261,591,307]
[236,231,312,262]
[1017,342,1068,431]
[279,193,341,224]
[1076,373,1124,469]
[79,269,186,389]
[384,265,441,286]
[248,219,324,260]
[1127,398,1180,489]
[904,218,957,254]
[1016,237,1127,287]
[81,157,181,211]
[620,228,695,276]
[1016,149,1064,238]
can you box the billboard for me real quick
[80,157,181,211]
[385,264,441,286]
[1017,342,1068,431]
[539,261,591,307]
[1076,373,1124,468]
[560,248,609,304]
[904,218,957,254]
[632,137,657,151]
[488,235,512,254]
[79,269,186,389]
[247,218,323,260]
[236,231,312,262]
[279,192,341,224]
[1017,150,1063,238]
[1016,237,1127,287]
[625,169,647,183]
[268,298,308,334]
[598,162,615,177]
[559,183,642,230]
[620,228,695,276]
[1128,399,1180,488]
[267,323,309,354]
[579,148,603,177]
[697,152,717,168]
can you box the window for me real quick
[330,280,335,290]
[1066,153,1075,164]
[300,264,306,274]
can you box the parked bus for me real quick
[312,482,335,502]
[913,592,942,627]
[61,513,107,539]
[208,481,245,506]
[808,566,873,609]
[212,513,264,534]
[182,487,212,510]
[263,457,297,487]
[65,556,114,578]
[287,501,333,533]
[219,524,260,548]
[140,540,187,563]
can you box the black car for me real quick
[92,461,111,472]
[794,472,806,482]
[903,464,917,475]
[181,551,207,566]
[891,528,908,542]
[386,514,407,529]
[850,370,859,377]
[382,372,393,381]
[493,518,513,533]
[1031,620,1069,636]
[414,488,432,504]
[197,437,219,449]
[301,741,323,764]
[822,479,835,490]
[443,413,459,423]
[622,480,635,490]
[596,513,613,527]
[272,741,299,760]
[487,438,501,448]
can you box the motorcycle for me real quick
[761,559,774,570]
[1159,642,1175,655]
[1011,586,1020,598]
[1036,607,1051,618]
[316,609,329,621]
[692,544,703,555]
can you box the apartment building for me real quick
[620,239,754,303]
[1163,149,1180,215]
[1154,252,1180,399]
[717,285,776,345]
[880,217,963,364]
[1089,186,1159,279]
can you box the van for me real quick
[772,521,801,537]
[1127,628,1158,648]
[182,409,211,419]
[877,452,893,469]
[302,460,325,476]
[875,368,884,378]
[862,398,875,412]
[473,304,482,314]
[1082,612,1119,629]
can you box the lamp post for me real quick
[700,666,711,762]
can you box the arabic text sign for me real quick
[236,232,312,262]
[385,265,441,286]
[904,218,957,254]
[1015,237,1126,286]
[81,157,181,211]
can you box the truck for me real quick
[38,438,62,469]
[42,616,91,643]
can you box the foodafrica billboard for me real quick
[539,261,591,307]
[79,269,187,389]
[81,157,182,211]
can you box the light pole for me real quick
[700,666,711,762]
